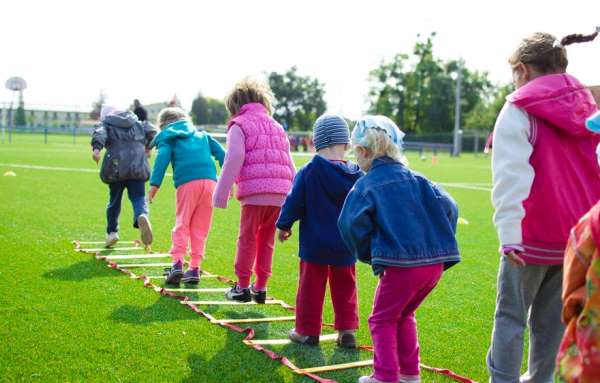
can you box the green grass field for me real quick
[0,133,500,383]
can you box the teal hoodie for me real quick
[149,120,225,188]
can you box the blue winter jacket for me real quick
[338,156,460,275]
[276,155,364,266]
[149,120,225,188]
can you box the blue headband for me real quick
[352,115,405,148]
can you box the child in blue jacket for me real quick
[338,116,459,383]
[277,114,363,348]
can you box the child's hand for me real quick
[148,186,159,203]
[500,244,526,267]
[278,229,292,242]
[92,149,101,164]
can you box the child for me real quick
[338,116,460,383]
[213,77,295,303]
[148,107,225,285]
[488,29,600,383]
[276,114,363,348]
[556,112,600,382]
[91,105,157,248]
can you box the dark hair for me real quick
[509,29,598,73]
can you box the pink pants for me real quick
[369,264,443,383]
[170,179,216,269]
[295,260,359,336]
[234,205,280,290]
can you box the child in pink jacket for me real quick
[488,28,600,383]
[213,77,295,303]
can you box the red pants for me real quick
[295,260,359,336]
[234,205,280,290]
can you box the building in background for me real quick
[0,103,93,128]
[590,86,600,105]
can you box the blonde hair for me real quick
[157,107,188,129]
[353,128,405,171]
[225,77,274,116]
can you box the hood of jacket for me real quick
[102,111,139,129]
[151,119,196,147]
[311,154,363,203]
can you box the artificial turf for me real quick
[0,133,506,382]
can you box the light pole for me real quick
[452,60,463,157]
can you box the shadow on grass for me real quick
[109,297,199,325]
[43,259,114,281]
[182,331,286,383]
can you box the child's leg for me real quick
[125,180,148,228]
[368,265,441,383]
[169,182,196,264]
[486,257,548,383]
[295,260,328,336]
[253,206,280,290]
[329,264,359,332]
[235,205,261,289]
[106,182,125,233]
[395,264,443,379]
[188,180,216,269]
[521,266,563,383]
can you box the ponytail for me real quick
[560,26,600,47]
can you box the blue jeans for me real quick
[106,180,148,234]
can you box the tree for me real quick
[267,67,327,131]
[90,90,107,121]
[464,84,513,131]
[368,33,496,134]
[190,93,228,125]
[14,91,26,126]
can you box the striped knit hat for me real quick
[313,114,350,151]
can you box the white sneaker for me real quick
[358,376,399,383]
[137,214,153,246]
[105,232,119,248]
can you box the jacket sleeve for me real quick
[338,187,374,264]
[435,184,459,234]
[213,125,245,208]
[143,122,158,149]
[149,141,172,187]
[491,102,534,246]
[562,221,593,324]
[91,124,108,150]
[276,168,306,231]
[208,134,226,167]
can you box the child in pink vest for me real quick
[488,28,600,383]
[213,77,295,303]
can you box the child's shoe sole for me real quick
[137,215,153,246]
[182,276,200,284]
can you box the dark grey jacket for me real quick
[91,112,157,184]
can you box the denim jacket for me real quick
[338,156,460,275]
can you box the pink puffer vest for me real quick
[508,74,600,264]
[228,103,293,199]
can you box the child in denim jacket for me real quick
[338,116,460,383]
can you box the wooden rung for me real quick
[163,288,229,293]
[197,274,219,278]
[245,333,338,346]
[297,359,374,374]
[183,300,284,306]
[76,241,138,245]
[79,246,143,253]
[103,253,170,260]
[213,316,295,324]
[116,262,172,268]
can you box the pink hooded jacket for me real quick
[494,73,600,264]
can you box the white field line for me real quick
[2,162,491,192]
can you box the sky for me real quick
[1,0,599,118]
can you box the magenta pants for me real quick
[295,260,359,336]
[234,205,281,290]
[369,264,443,382]
[170,179,216,269]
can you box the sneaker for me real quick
[337,330,356,348]
[288,328,319,346]
[182,268,200,284]
[225,284,251,302]
[358,376,397,383]
[105,232,119,248]
[399,375,420,383]
[164,261,184,285]
[137,214,153,247]
[250,284,266,304]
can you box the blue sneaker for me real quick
[182,268,200,284]
[164,261,183,285]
